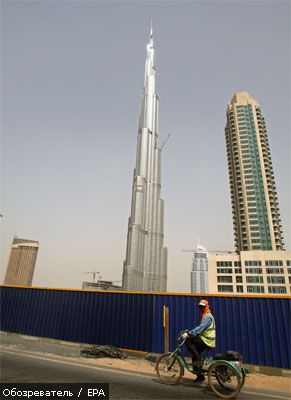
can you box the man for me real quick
[182,299,216,382]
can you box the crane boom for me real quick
[160,132,172,151]
[82,270,101,283]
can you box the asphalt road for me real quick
[1,350,290,400]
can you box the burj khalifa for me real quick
[122,27,167,292]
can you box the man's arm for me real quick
[189,315,212,336]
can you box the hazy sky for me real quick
[1,0,290,292]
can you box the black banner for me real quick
[0,383,109,400]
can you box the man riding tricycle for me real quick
[155,299,246,399]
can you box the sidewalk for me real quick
[1,331,290,396]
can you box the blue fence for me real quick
[0,286,290,369]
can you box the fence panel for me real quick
[0,286,290,368]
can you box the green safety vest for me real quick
[200,312,216,348]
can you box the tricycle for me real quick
[155,331,246,399]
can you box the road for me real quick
[1,350,290,400]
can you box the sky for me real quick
[1,0,290,292]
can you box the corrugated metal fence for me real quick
[0,286,290,369]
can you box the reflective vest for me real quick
[200,312,216,348]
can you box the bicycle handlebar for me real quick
[177,330,189,347]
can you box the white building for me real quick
[191,244,209,293]
[208,250,291,295]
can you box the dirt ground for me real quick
[1,332,290,395]
[76,356,291,394]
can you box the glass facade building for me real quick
[225,92,284,252]
[122,27,167,292]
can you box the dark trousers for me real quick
[185,336,209,362]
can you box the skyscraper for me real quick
[191,244,209,294]
[4,237,39,286]
[122,27,167,292]
[225,92,285,252]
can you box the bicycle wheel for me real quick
[240,369,246,389]
[156,352,183,385]
[216,363,244,391]
[208,361,241,399]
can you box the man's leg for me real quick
[186,336,208,361]
[186,336,209,383]
[185,336,201,362]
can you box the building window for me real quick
[249,213,258,218]
[268,286,287,294]
[287,261,291,267]
[234,261,241,267]
[217,261,233,267]
[236,276,243,283]
[247,286,265,293]
[235,268,242,274]
[288,268,291,274]
[245,261,262,267]
[267,276,285,284]
[218,276,233,283]
[246,276,264,283]
[250,232,260,237]
[265,260,283,267]
[266,268,284,274]
[236,285,243,293]
[217,268,232,274]
[245,268,262,274]
[218,285,233,293]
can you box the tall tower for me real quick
[191,244,209,294]
[122,26,167,292]
[225,92,285,252]
[4,237,39,286]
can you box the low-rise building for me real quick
[82,280,122,291]
[208,250,291,295]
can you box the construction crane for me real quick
[160,132,172,151]
[82,270,102,283]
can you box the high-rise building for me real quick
[225,92,285,252]
[4,237,39,286]
[122,27,167,292]
[191,244,209,293]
